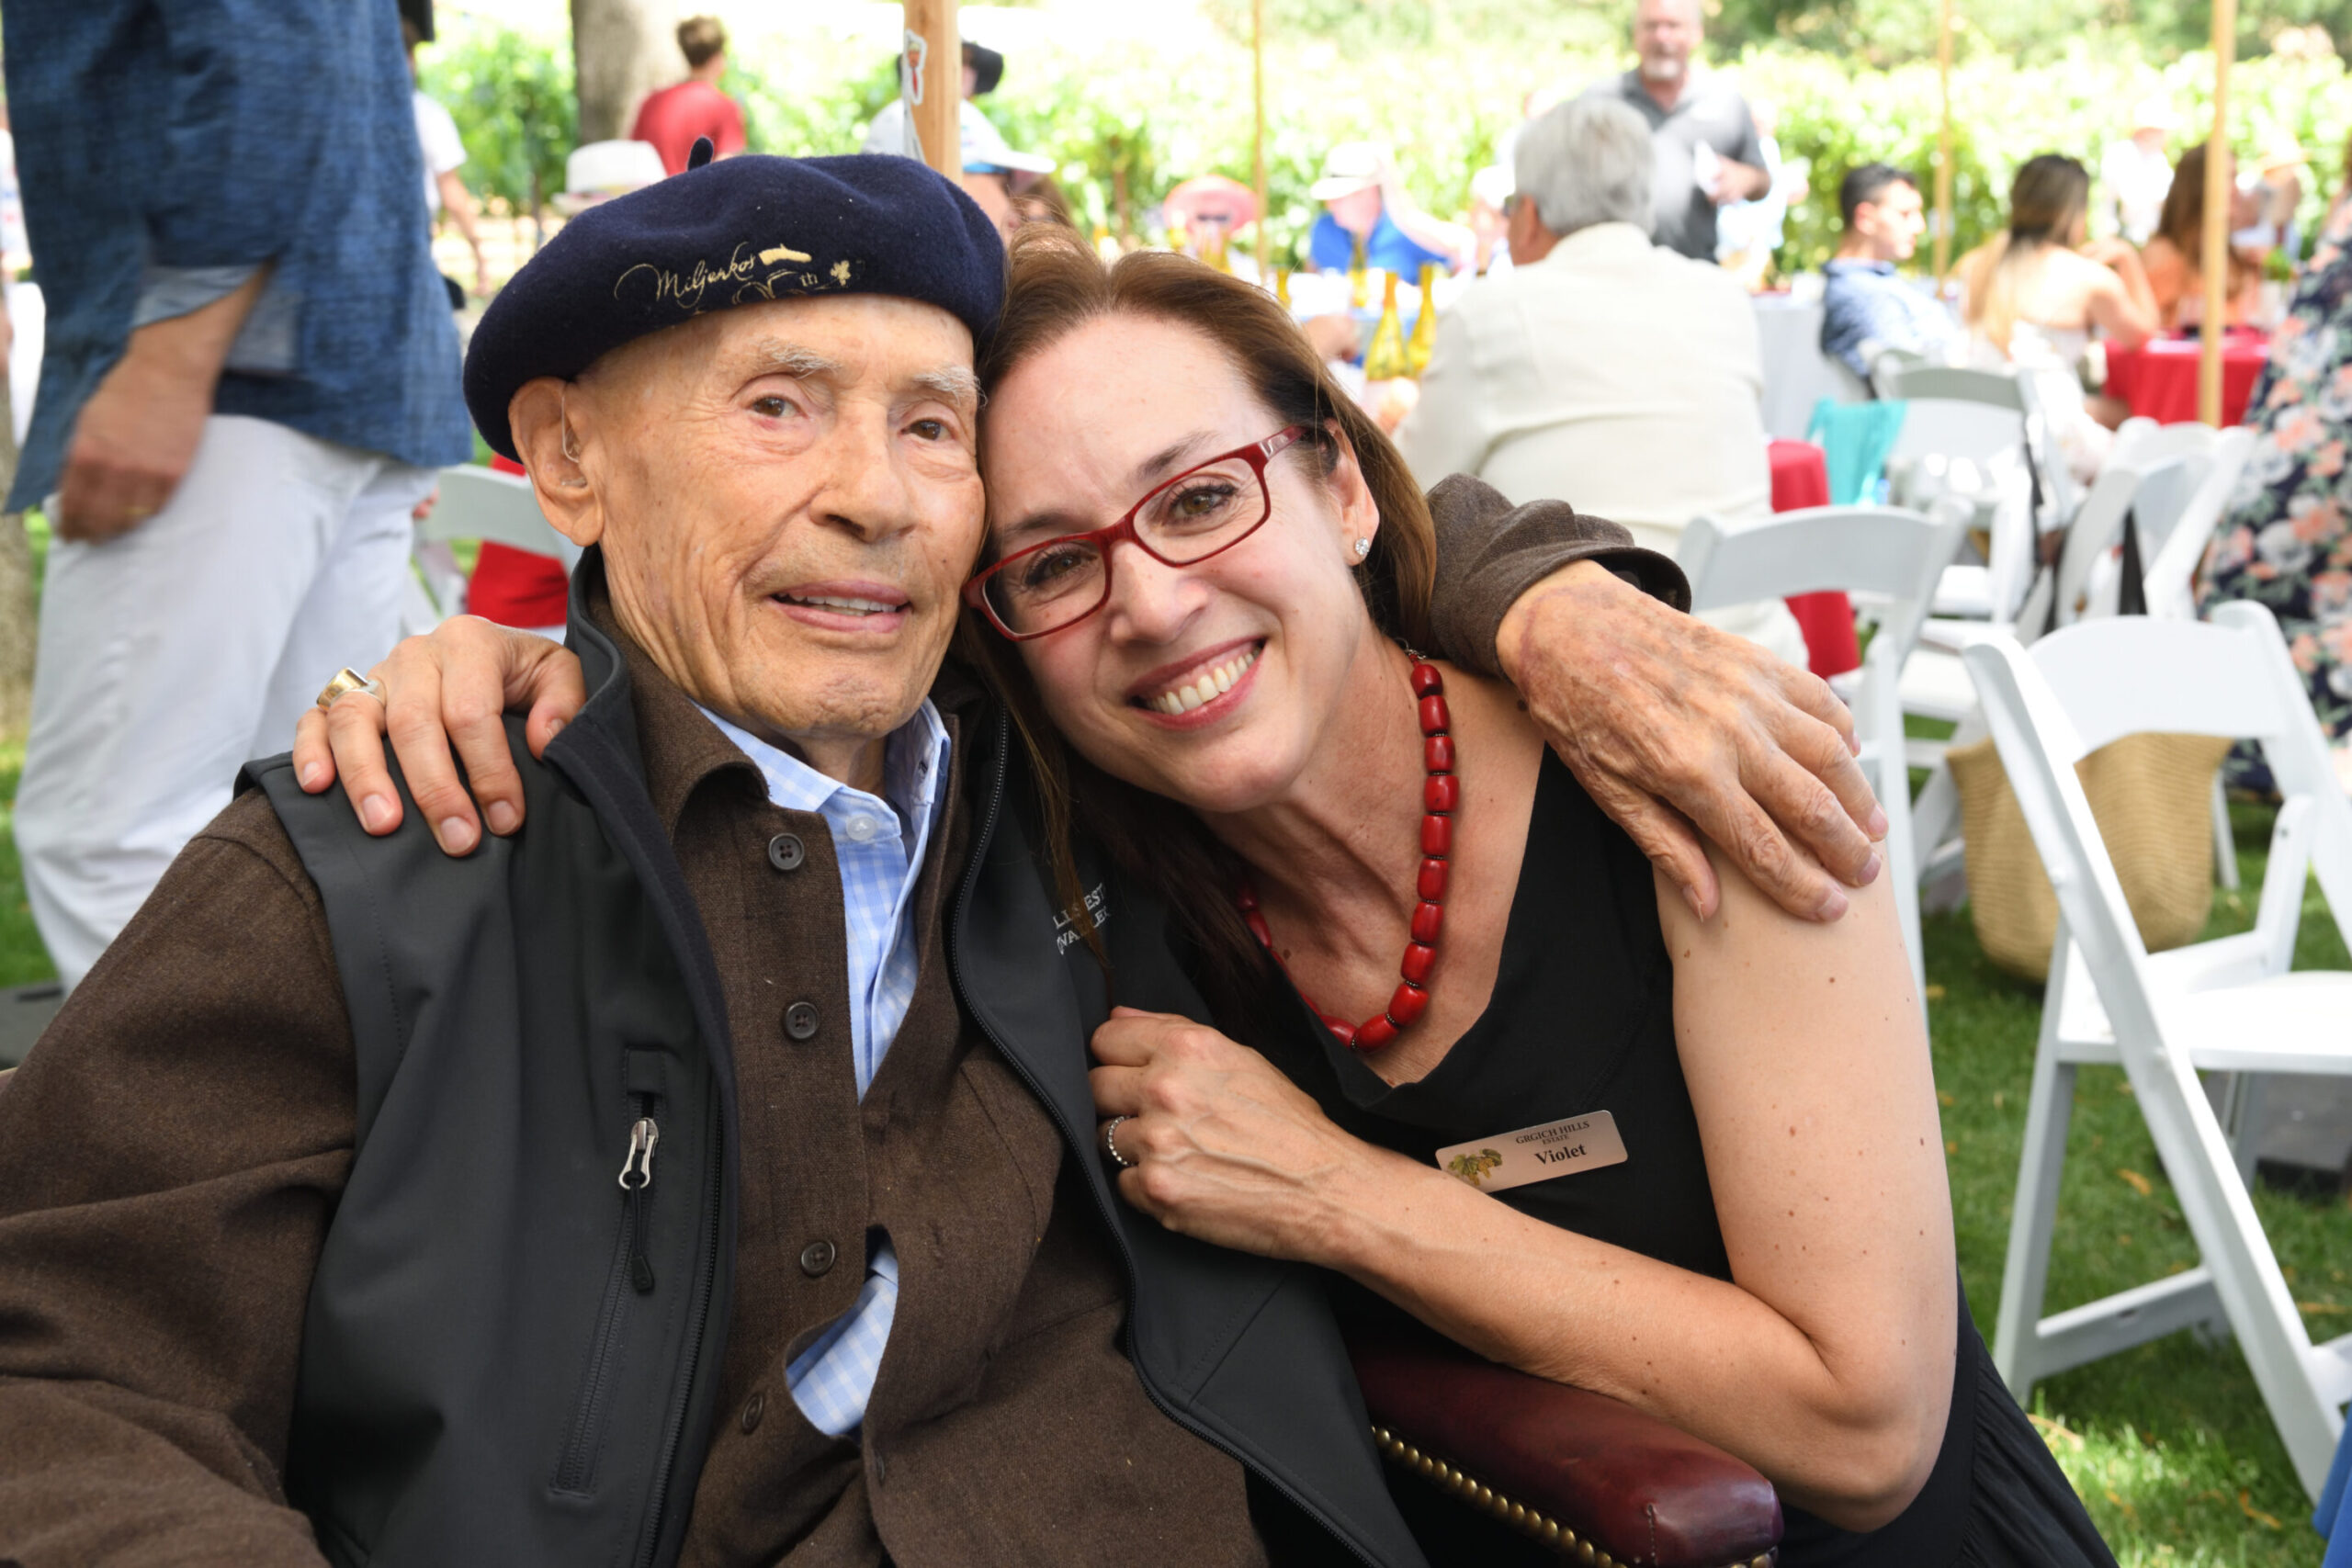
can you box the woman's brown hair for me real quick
[964,228,1436,983]
[2155,142,2216,256]
[2154,143,2257,320]
[1965,153,2091,352]
[2153,143,2260,313]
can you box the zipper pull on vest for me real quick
[619,1117,661,1293]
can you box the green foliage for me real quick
[1751,48,2352,276]
[729,46,899,161]
[407,6,2352,299]
[1713,0,2352,67]
[415,24,575,217]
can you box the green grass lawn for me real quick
[1930,795,2349,1563]
[0,729,2344,1561]
[0,740,52,989]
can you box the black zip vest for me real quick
[244,577,1427,1568]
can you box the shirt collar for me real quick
[699,700,952,837]
[1536,221,1657,267]
[1826,257,1898,277]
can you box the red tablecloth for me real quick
[1767,439,1860,678]
[2102,334,2268,427]
[465,454,571,630]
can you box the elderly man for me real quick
[1584,0,1770,263]
[1396,97,1805,668]
[0,153,1883,1567]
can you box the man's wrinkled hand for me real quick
[1498,561,1886,922]
[291,616,587,856]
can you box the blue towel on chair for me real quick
[2318,1419,2352,1565]
[1806,398,1908,505]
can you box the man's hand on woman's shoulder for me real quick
[1496,560,1886,923]
[291,616,584,857]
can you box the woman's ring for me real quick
[315,667,387,711]
[1102,1114,1136,1170]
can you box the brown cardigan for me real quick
[0,615,1261,1568]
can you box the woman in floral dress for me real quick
[2199,176,2352,786]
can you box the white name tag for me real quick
[1435,1111,1628,1193]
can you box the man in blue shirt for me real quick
[3,0,473,986]
[1819,164,1960,380]
[1304,141,1466,276]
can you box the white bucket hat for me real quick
[552,140,669,215]
[958,103,1056,177]
[1310,141,1388,202]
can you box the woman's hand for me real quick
[290,616,587,855]
[1089,1007,1409,1266]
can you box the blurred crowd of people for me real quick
[7,0,2352,985]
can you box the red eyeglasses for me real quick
[963,425,1310,640]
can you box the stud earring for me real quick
[1352,537,1373,559]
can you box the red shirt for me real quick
[629,80,748,176]
[465,456,571,631]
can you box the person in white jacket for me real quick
[1395,96,1804,667]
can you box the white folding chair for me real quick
[2112,414,2225,468]
[2018,453,2183,635]
[2139,425,2254,623]
[407,465,582,628]
[1906,456,2173,893]
[2135,427,2259,890]
[1970,604,2352,1496]
[2049,423,2256,886]
[1877,366,2075,763]
[1679,503,1968,999]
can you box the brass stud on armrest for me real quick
[1369,1422,1777,1567]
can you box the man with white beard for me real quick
[1582,0,1770,263]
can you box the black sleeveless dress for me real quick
[1205,751,2118,1568]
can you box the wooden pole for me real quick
[1933,0,1955,286]
[903,0,961,184]
[2199,0,2237,426]
[1252,0,1271,283]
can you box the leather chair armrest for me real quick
[1344,1318,1782,1567]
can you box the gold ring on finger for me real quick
[315,667,387,711]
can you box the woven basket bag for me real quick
[1946,732,2236,983]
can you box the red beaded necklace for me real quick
[1235,658,1455,1054]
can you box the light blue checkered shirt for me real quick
[702,701,951,1438]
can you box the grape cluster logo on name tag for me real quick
[1435,1111,1628,1194]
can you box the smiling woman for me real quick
[956,231,2120,1566]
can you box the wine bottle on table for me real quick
[1406,262,1439,378]
[1363,269,1410,382]
[1349,232,1369,310]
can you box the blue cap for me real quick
[464,152,1005,459]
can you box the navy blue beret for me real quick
[464,153,1005,459]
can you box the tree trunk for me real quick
[0,352,30,740]
[571,0,682,146]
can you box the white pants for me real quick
[17,415,435,987]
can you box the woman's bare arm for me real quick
[2139,237,2188,330]
[2081,243,2160,347]
[1092,852,1955,1529]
